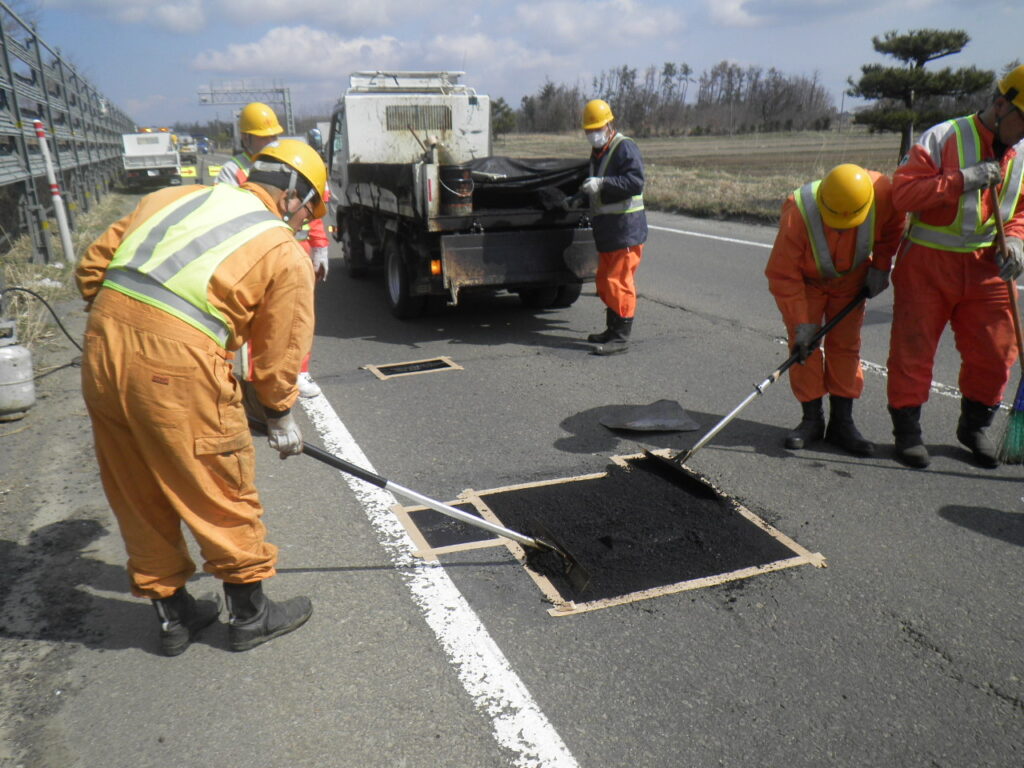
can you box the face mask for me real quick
[587,129,609,149]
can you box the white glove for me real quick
[792,323,820,364]
[581,177,604,195]
[960,160,1002,192]
[997,236,1024,282]
[311,246,329,282]
[266,411,303,458]
[864,266,890,298]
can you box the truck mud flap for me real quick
[440,228,597,299]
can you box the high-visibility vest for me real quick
[590,133,645,216]
[907,115,1024,252]
[793,180,876,279]
[102,185,291,347]
[231,153,252,185]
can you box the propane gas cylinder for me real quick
[0,319,35,422]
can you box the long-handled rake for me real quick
[991,188,1024,464]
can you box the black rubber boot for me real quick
[593,315,633,356]
[151,587,221,657]
[889,405,930,468]
[784,398,825,449]
[956,397,1000,468]
[825,395,875,456]
[224,581,313,652]
[587,308,617,344]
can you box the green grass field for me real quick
[495,129,904,223]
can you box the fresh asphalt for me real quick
[54,199,1022,766]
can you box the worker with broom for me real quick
[886,65,1024,469]
[766,163,905,456]
[76,139,327,655]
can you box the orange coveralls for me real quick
[888,115,1023,409]
[766,171,905,402]
[76,184,315,599]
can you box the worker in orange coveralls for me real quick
[578,98,648,356]
[217,102,327,397]
[76,140,327,655]
[887,65,1024,469]
[766,163,905,456]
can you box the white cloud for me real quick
[514,0,684,48]
[39,0,204,34]
[707,0,764,27]
[211,0,461,30]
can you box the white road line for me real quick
[300,396,579,768]
[649,223,771,249]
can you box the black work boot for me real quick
[825,395,875,456]
[151,587,221,657]
[956,397,1000,468]
[593,314,633,356]
[785,398,825,449]
[889,405,930,468]
[224,581,312,652]
[587,308,617,344]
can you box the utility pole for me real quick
[197,80,295,140]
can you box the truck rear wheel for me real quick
[385,238,426,319]
[340,216,369,278]
[551,283,583,308]
[517,286,560,309]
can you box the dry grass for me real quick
[0,192,139,351]
[494,129,903,223]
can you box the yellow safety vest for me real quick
[793,180,876,279]
[590,133,645,216]
[907,115,1024,252]
[102,185,291,346]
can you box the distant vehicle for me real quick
[178,134,198,164]
[326,70,596,318]
[120,132,181,189]
[196,136,211,154]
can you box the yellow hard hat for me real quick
[998,64,1024,112]
[817,164,874,229]
[582,99,614,131]
[239,102,284,137]
[252,139,328,219]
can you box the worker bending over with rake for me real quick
[887,65,1024,469]
[76,139,328,655]
[579,99,648,355]
[766,163,905,456]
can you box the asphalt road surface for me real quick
[1,206,1021,768]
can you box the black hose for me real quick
[0,286,83,352]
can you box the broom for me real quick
[992,187,1024,463]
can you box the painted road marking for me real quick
[649,223,771,249]
[300,395,579,768]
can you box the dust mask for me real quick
[587,128,609,150]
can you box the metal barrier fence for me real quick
[0,2,134,262]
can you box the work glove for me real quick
[581,177,604,195]
[266,411,303,459]
[791,323,820,364]
[864,266,890,298]
[561,191,586,210]
[960,160,1002,192]
[996,236,1024,282]
[311,246,329,282]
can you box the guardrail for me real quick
[0,2,135,263]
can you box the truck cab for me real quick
[326,70,596,318]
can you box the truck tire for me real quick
[551,283,583,308]
[517,286,560,309]
[385,238,426,319]
[341,223,369,279]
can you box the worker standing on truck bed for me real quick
[217,102,327,398]
[886,65,1024,469]
[76,139,328,655]
[579,99,648,356]
[766,164,905,456]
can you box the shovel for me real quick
[248,416,591,591]
[649,287,870,471]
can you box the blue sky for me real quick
[23,0,1023,128]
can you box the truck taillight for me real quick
[428,179,432,202]
[430,259,442,276]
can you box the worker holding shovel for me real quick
[886,65,1024,469]
[766,164,905,456]
[76,140,327,655]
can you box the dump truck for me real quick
[325,71,597,318]
[120,132,182,189]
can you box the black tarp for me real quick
[465,157,589,211]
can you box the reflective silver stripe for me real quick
[102,269,231,345]
[795,181,875,278]
[118,188,213,272]
[148,209,287,284]
[908,116,1024,251]
[591,133,645,217]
